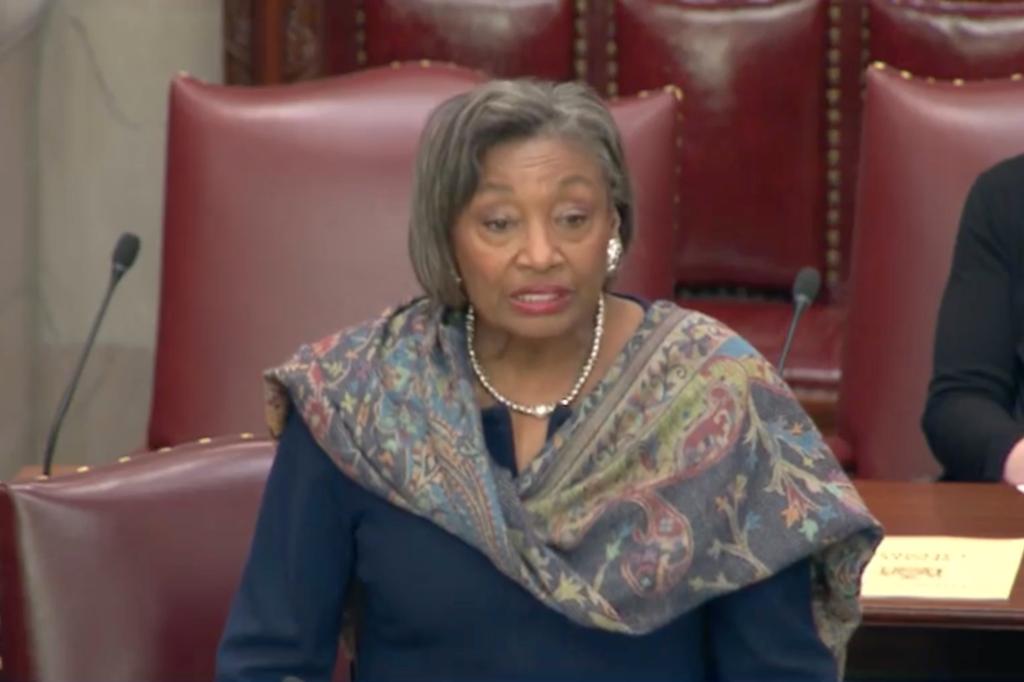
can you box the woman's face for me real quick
[452,135,618,342]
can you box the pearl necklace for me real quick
[466,295,605,418]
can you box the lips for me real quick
[509,286,572,315]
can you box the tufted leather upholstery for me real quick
[868,0,1024,80]
[837,64,1024,479]
[0,440,295,682]
[223,0,1024,420]
[149,62,680,449]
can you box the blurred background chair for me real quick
[147,61,680,451]
[834,64,1024,480]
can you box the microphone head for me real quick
[792,266,821,304]
[111,232,140,277]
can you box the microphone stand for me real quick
[777,295,810,375]
[41,273,124,477]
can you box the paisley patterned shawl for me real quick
[265,297,882,664]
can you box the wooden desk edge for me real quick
[862,600,1024,630]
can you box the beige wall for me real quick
[0,0,222,478]
[0,0,47,479]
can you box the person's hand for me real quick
[1003,438,1024,486]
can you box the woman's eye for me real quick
[483,218,513,232]
[560,213,589,228]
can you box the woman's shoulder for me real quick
[648,300,764,358]
[263,297,441,438]
[977,152,1024,192]
[277,297,440,370]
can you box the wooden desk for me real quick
[848,481,1024,681]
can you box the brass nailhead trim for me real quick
[573,0,588,80]
[76,466,90,473]
[873,63,1024,87]
[825,0,844,286]
[861,0,873,101]
[197,437,212,444]
[118,456,131,463]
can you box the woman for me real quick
[924,154,1024,484]
[216,79,881,681]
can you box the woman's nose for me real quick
[518,222,559,270]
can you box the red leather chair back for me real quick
[150,63,679,448]
[0,440,276,681]
[223,0,1024,406]
[868,0,1024,80]
[839,64,1024,479]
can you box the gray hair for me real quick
[408,79,635,308]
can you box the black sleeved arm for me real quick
[923,161,1024,481]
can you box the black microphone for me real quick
[777,266,821,375]
[41,233,141,476]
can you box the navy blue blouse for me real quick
[216,404,838,682]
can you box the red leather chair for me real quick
[0,440,279,681]
[149,62,679,449]
[223,0,1024,430]
[836,64,1024,479]
[0,64,680,680]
